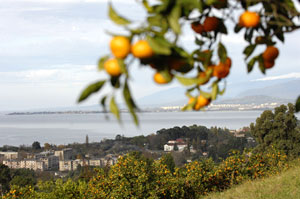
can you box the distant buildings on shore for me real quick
[0,149,118,172]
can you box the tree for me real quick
[77,0,300,124]
[160,153,175,173]
[32,141,41,150]
[44,143,51,150]
[10,169,36,187]
[85,134,89,148]
[0,164,11,194]
[250,103,300,157]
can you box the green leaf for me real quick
[296,96,300,112]
[78,81,106,102]
[275,31,285,43]
[98,55,109,71]
[218,20,228,34]
[142,0,153,13]
[100,96,107,112]
[108,3,131,25]
[195,38,204,46]
[167,4,181,34]
[218,42,227,62]
[117,58,128,76]
[206,0,218,5]
[182,0,202,13]
[258,55,266,74]
[211,83,218,100]
[243,45,257,60]
[123,82,139,126]
[160,70,173,83]
[146,36,172,55]
[234,24,243,33]
[176,76,201,86]
[200,90,211,99]
[147,15,163,27]
[110,97,120,121]
[219,82,226,95]
[247,56,257,73]
[110,76,120,88]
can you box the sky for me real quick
[1,0,300,111]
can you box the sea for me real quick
[0,111,299,147]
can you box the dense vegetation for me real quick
[251,103,300,157]
[0,149,289,199]
[205,160,300,199]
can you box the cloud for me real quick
[0,64,102,84]
[251,72,300,82]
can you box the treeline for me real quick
[103,125,255,162]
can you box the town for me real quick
[0,126,255,174]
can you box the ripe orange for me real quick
[153,72,172,84]
[104,58,122,76]
[188,97,196,105]
[191,22,204,34]
[203,17,219,32]
[264,60,275,69]
[194,95,211,110]
[110,36,131,59]
[262,46,279,61]
[239,11,260,28]
[213,62,230,78]
[224,57,232,68]
[131,40,154,59]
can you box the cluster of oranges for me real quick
[262,46,279,69]
[104,36,154,77]
[105,36,177,85]
[191,16,220,34]
[104,8,278,111]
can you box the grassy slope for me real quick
[205,164,300,199]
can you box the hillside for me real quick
[205,162,300,199]
[215,95,292,105]
[238,80,300,99]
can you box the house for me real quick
[0,151,18,159]
[54,148,73,161]
[164,139,188,152]
[3,159,46,171]
[40,155,59,170]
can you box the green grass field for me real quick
[205,162,300,199]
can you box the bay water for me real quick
[0,111,298,147]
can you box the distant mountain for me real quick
[136,79,299,108]
[238,80,300,99]
[15,77,300,112]
[137,87,186,107]
[215,95,292,105]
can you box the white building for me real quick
[3,159,45,171]
[164,139,188,152]
[54,148,73,161]
[20,159,45,171]
[41,155,59,170]
[3,159,20,169]
[0,151,18,159]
